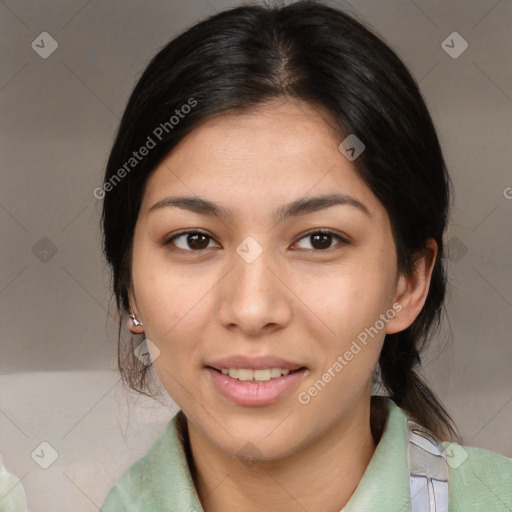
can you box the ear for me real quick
[386,239,438,335]
[127,285,144,335]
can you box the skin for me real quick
[127,98,437,512]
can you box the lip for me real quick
[206,366,308,407]
[205,355,305,371]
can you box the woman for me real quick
[98,1,512,511]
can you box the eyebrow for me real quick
[148,193,371,221]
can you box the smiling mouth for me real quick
[207,366,306,383]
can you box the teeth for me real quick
[270,368,283,378]
[238,369,253,381]
[219,367,293,381]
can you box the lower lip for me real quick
[206,367,307,407]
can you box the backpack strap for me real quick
[406,420,449,512]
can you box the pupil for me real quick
[189,233,209,250]
[186,233,332,250]
[311,233,331,250]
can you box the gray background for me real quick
[1,0,511,457]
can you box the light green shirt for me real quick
[99,397,512,511]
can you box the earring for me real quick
[129,313,143,327]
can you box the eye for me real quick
[293,230,349,251]
[163,229,349,252]
[164,230,219,251]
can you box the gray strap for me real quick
[406,420,449,512]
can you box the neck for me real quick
[185,395,386,512]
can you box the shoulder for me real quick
[99,445,155,511]
[442,441,512,510]
[99,411,202,512]
[99,454,149,512]
[99,421,174,511]
[385,398,512,510]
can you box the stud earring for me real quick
[129,313,143,327]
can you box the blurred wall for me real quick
[1,0,511,453]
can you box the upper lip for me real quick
[206,355,305,371]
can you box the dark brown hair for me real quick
[100,0,461,442]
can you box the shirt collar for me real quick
[342,396,412,511]
[144,396,412,511]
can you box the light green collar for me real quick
[101,395,512,511]
[342,396,412,511]
[139,396,411,512]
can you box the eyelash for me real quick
[163,229,349,253]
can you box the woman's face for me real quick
[129,99,416,461]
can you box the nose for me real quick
[216,239,292,336]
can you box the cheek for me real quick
[295,268,390,412]
[143,287,210,408]
[130,254,210,402]
[132,243,210,337]
[300,257,394,340]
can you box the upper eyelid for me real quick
[165,229,349,248]
[164,229,215,244]
[293,230,349,248]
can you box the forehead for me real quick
[139,99,383,220]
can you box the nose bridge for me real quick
[218,234,290,331]
[233,235,275,298]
